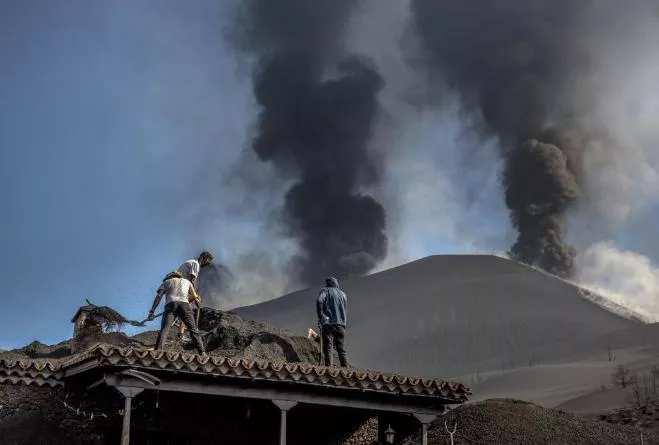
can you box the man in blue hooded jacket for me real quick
[316,276,348,367]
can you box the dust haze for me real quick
[159,1,659,319]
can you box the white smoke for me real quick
[567,6,659,320]
[575,241,659,321]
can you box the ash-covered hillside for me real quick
[402,399,657,445]
[235,255,648,378]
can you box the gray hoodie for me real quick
[316,277,348,327]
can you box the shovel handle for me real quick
[141,311,163,325]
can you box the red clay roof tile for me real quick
[1,345,471,403]
[0,358,64,387]
[62,345,470,403]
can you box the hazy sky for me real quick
[0,1,491,349]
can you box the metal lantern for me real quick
[385,424,395,444]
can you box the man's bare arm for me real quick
[188,286,202,308]
[148,286,164,317]
[148,295,162,317]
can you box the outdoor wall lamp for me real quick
[385,424,395,444]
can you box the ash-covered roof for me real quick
[0,358,63,387]
[64,345,471,402]
[1,344,470,404]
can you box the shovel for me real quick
[126,312,164,327]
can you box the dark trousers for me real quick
[172,307,199,330]
[321,324,348,367]
[155,301,205,355]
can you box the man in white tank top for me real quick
[148,271,206,356]
[178,251,213,288]
[173,251,214,339]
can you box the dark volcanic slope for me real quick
[401,399,657,445]
[234,255,640,377]
[2,308,321,365]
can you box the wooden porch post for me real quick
[116,386,144,445]
[413,413,437,445]
[272,400,298,445]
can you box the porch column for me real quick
[412,413,437,445]
[272,400,298,445]
[116,386,144,445]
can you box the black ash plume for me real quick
[231,0,388,285]
[408,0,605,277]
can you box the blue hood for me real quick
[325,276,339,288]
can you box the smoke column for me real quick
[503,137,580,276]
[408,0,602,277]
[197,263,235,307]
[231,1,388,285]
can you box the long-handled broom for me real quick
[318,324,324,366]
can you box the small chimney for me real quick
[71,304,94,339]
[70,301,102,353]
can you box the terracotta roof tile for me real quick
[0,358,64,387]
[64,345,471,403]
[0,375,63,388]
[1,345,471,403]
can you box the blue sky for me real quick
[0,0,257,348]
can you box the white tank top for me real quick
[162,277,191,304]
[178,260,200,281]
